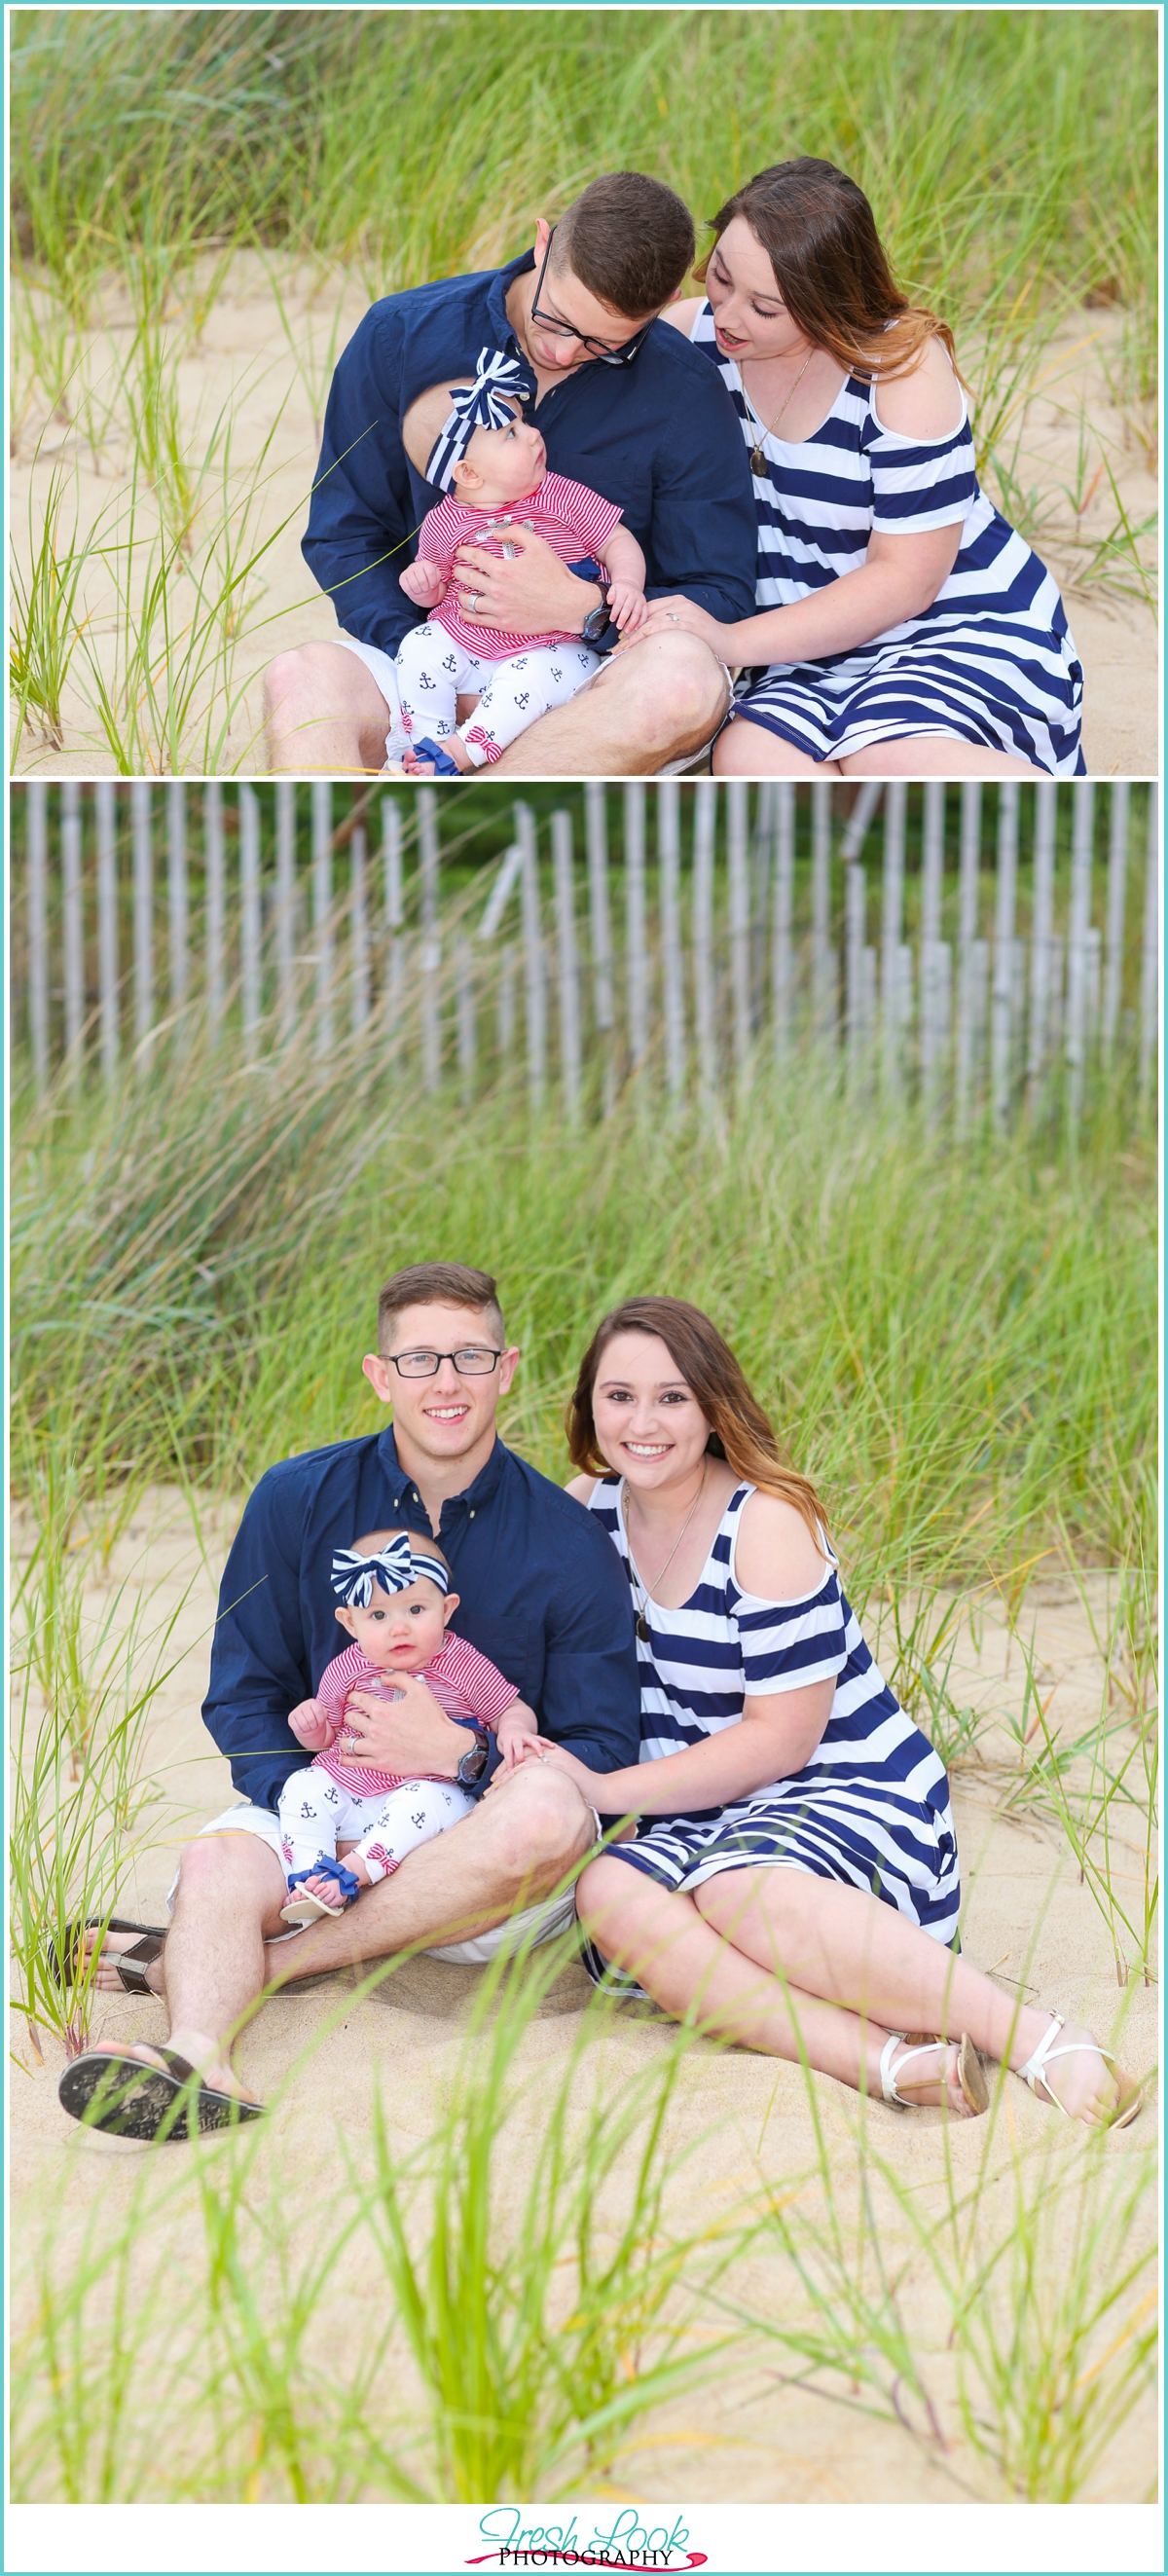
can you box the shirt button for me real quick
[469,1510,475,1520]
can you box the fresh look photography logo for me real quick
[467,2506,707,2567]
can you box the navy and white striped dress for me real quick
[583,1480,961,1969]
[692,302,1085,777]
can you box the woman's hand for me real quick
[536,1741,621,1805]
[638,595,737,657]
[342,1673,468,1777]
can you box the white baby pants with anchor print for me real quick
[275,1769,476,1885]
[394,625,602,766]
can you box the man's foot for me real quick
[58,2036,261,2139]
[81,1926,166,1996]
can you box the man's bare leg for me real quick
[263,1764,596,1986]
[264,642,393,776]
[487,633,730,779]
[82,1832,289,2098]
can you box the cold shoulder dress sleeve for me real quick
[581,1480,961,1988]
[690,301,1084,776]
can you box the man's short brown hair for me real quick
[554,173,696,317]
[378,1262,506,1350]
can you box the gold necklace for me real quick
[741,349,816,475]
[622,1462,708,1644]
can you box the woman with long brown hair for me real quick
[537,1297,1137,2124]
[638,158,1083,778]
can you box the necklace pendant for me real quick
[636,1612,652,1644]
[749,445,764,475]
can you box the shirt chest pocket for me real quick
[460,1616,538,1707]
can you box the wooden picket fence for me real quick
[10,779,1159,1129]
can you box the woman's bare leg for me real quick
[576,1856,974,2111]
[713,718,839,778]
[838,738,1049,780]
[694,1866,1135,2123]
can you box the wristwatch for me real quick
[455,1725,491,1786]
[580,582,612,644]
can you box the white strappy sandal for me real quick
[879,2030,989,2116]
[1017,2013,1143,2128]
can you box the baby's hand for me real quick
[606,583,648,635]
[287,1697,337,1750]
[400,557,447,608]
[494,1699,549,1771]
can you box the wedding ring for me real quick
[466,592,481,614]
[668,613,679,624]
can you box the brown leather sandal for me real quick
[48,1916,167,1993]
[58,2047,264,2140]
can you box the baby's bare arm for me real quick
[603,525,648,632]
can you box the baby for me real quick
[275,1527,540,1924]
[392,350,648,775]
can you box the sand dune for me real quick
[9,262,1158,779]
[9,1489,1158,2502]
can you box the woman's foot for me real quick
[880,2031,989,2117]
[1014,2014,1142,2127]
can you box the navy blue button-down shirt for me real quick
[303,250,758,657]
[201,1427,640,1814]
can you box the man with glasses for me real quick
[265,173,757,777]
[61,1263,639,2135]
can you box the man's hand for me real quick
[287,1696,338,1751]
[452,522,600,635]
[344,1672,468,1778]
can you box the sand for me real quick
[9,1487,1157,2505]
[8,259,1159,780]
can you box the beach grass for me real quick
[8,844,1157,2499]
[9,7,1158,771]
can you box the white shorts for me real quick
[171,1797,598,1963]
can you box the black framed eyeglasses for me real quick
[383,1347,503,1379]
[529,227,654,366]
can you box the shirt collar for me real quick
[376,1424,508,1514]
[487,251,536,366]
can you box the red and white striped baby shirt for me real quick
[415,472,623,656]
[311,1633,519,1795]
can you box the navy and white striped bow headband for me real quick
[424,348,534,493]
[331,1536,451,1606]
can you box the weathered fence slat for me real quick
[131,782,154,1048]
[880,782,905,1096]
[1140,783,1158,1094]
[94,780,118,1085]
[1065,781,1095,1122]
[772,783,794,1064]
[418,787,442,1090]
[26,782,49,1097]
[584,782,615,1117]
[239,783,263,1045]
[167,781,188,1054]
[274,780,297,1045]
[1027,782,1057,1100]
[811,781,834,1042]
[991,782,1019,1130]
[382,795,405,1058]
[349,824,370,1034]
[692,778,717,1093]
[61,783,84,1083]
[920,781,947,1107]
[727,780,751,1079]
[1102,780,1130,1062]
[658,780,686,1101]
[624,783,648,1070]
[955,783,982,1131]
[552,808,581,1121]
[204,784,225,1044]
[517,801,546,1108]
[456,937,476,1105]
[311,782,333,1057]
